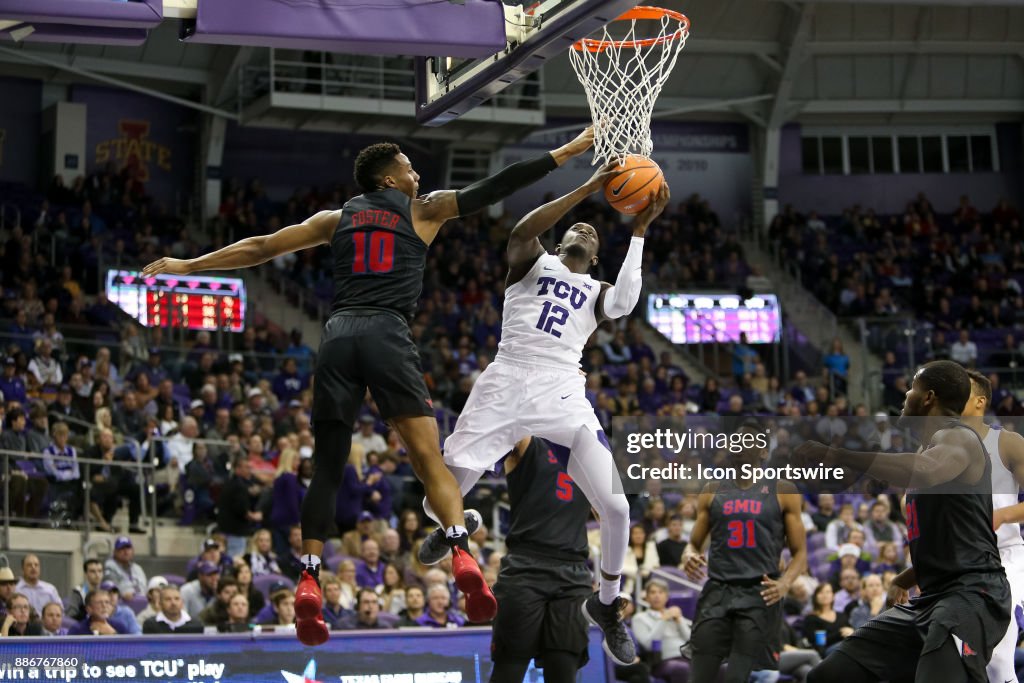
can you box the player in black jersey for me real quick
[795,360,1011,683]
[682,420,808,683]
[141,126,596,646]
[490,436,593,683]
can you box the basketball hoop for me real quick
[569,6,690,165]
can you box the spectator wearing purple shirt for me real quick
[68,589,132,635]
[0,358,27,404]
[15,555,61,616]
[355,539,386,589]
[271,358,307,403]
[416,584,465,629]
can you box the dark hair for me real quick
[668,514,684,523]
[354,143,402,193]
[357,587,379,604]
[965,369,992,403]
[84,558,102,572]
[216,578,239,594]
[811,583,833,611]
[917,360,971,414]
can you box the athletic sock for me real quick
[599,576,619,605]
[301,554,321,580]
[445,526,470,552]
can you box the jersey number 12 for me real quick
[536,301,569,338]
[352,231,395,274]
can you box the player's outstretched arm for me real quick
[596,183,670,323]
[412,127,595,236]
[762,481,808,606]
[793,427,977,489]
[142,211,338,276]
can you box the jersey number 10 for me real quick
[352,231,395,274]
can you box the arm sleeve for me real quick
[601,237,645,319]
[455,153,558,216]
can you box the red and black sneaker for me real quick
[294,569,329,646]
[451,546,497,623]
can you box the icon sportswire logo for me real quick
[281,659,322,683]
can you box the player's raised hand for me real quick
[681,549,707,582]
[632,182,671,237]
[142,257,192,277]
[584,161,622,193]
[760,575,789,606]
[561,125,595,157]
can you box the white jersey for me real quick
[986,425,1023,550]
[495,252,600,369]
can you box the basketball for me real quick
[603,155,664,215]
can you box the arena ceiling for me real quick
[0,0,1021,134]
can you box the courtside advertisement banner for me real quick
[0,630,610,683]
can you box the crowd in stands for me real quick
[2,168,1024,682]
[770,193,1024,414]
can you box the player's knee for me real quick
[602,491,630,525]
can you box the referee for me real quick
[490,436,594,682]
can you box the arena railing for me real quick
[1,330,315,376]
[238,50,543,113]
[0,446,157,554]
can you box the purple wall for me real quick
[70,85,198,206]
[221,124,443,200]
[0,77,41,186]
[778,123,1023,215]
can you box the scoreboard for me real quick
[647,292,781,344]
[106,270,246,332]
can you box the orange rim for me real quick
[572,6,690,53]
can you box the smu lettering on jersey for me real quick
[496,253,600,368]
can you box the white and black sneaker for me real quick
[582,592,636,666]
[417,509,483,566]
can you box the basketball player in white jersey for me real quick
[963,369,1024,683]
[417,163,669,664]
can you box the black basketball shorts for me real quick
[830,572,1010,683]
[690,579,783,670]
[491,554,593,669]
[312,309,434,425]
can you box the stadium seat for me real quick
[254,573,294,597]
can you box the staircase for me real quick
[246,265,326,345]
[740,237,880,408]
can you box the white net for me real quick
[568,7,689,165]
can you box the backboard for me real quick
[415,0,641,127]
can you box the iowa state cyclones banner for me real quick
[71,85,197,206]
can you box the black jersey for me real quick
[505,438,590,562]
[331,189,427,319]
[905,423,1003,595]
[707,479,785,583]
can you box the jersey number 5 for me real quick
[727,520,757,548]
[352,231,395,274]
[536,301,569,338]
